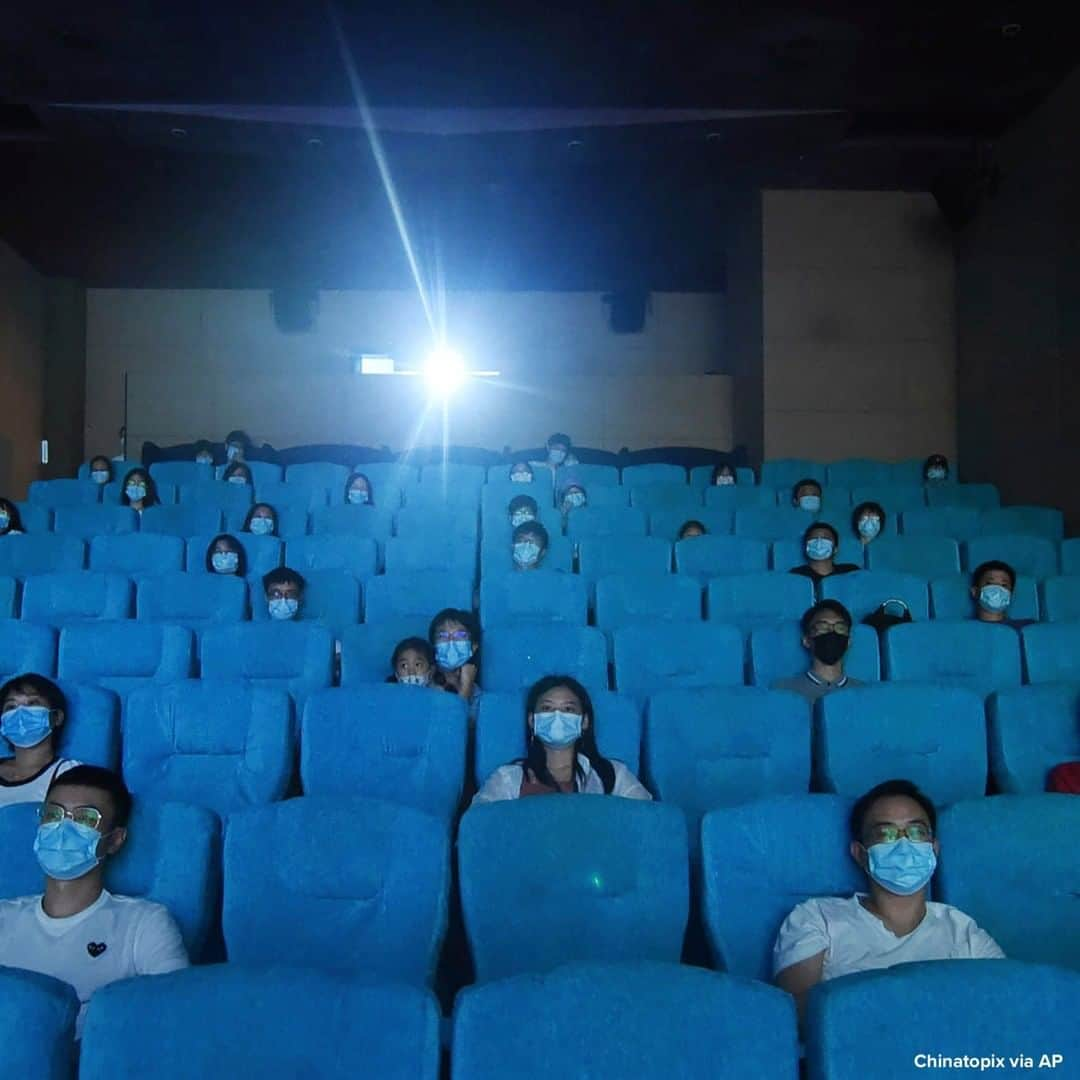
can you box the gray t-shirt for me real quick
[771,672,864,704]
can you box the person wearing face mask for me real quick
[0,497,25,537]
[205,534,247,577]
[429,608,482,711]
[263,567,305,621]
[678,520,707,541]
[790,523,860,585]
[851,501,886,548]
[119,468,158,514]
[193,440,215,467]
[88,456,113,486]
[0,765,189,1038]
[923,454,950,483]
[472,675,650,803]
[223,430,252,464]
[711,464,736,487]
[223,462,252,487]
[512,522,549,571]
[243,503,278,538]
[0,674,79,807]
[508,494,539,530]
[538,433,578,473]
[387,637,436,687]
[970,560,1033,630]
[791,478,823,514]
[509,462,534,484]
[774,778,1003,1026]
[559,483,588,517]
[344,472,374,507]
[772,600,864,704]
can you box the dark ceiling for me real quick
[0,2,1074,288]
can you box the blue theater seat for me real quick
[359,461,420,492]
[560,463,620,487]
[340,618,429,686]
[866,535,960,578]
[285,462,350,490]
[963,534,1059,580]
[1021,623,1080,683]
[937,795,1080,969]
[628,486,702,513]
[52,505,138,540]
[988,685,1080,793]
[0,535,84,577]
[89,534,185,576]
[559,485,631,511]
[816,685,987,803]
[310,504,394,538]
[0,576,14,619]
[480,570,587,628]
[0,968,78,1079]
[1039,576,1080,622]
[102,480,177,506]
[613,623,743,697]
[136,572,247,630]
[564,506,646,540]
[223,504,310,540]
[401,486,482,519]
[594,573,701,630]
[13,501,51,533]
[647,508,733,542]
[223,796,449,983]
[930,575,1039,621]
[826,459,895,488]
[483,625,609,697]
[899,507,982,540]
[301,686,467,820]
[250,569,361,638]
[140,505,223,538]
[776,486,849,515]
[366,570,473,623]
[621,463,687,486]
[1060,538,1080,576]
[703,486,776,511]
[849,484,926,513]
[255,480,328,513]
[187,534,282,581]
[926,483,1000,510]
[149,461,214,487]
[57,623,193,701]
[419,462,486,492]
[884,621,1021,696]
[576,538,672,586]
[820,570,930,622]
[80,967,439,1080]
[78,458,140,481]
[285,535,378,580]
[0,620,57,679]
[979,505,1065,542]
[770,536,864,572]
[123,680,294,815]
[27,478,100,508]
[480,535,575,577]
[179,483,252,515]
[459,798,688,982]
[234,461,284,487]
[761,460,826,488]
[452,963,798,1080]
[52,681,120,770]
[749,623,880,686]
[21,572,133,628]
[674,535,770,580]
[689,465,756,487]
[702,794,861,980]
[384,535,475,580]
[734,507,815,542]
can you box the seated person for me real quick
[923,454,949,483]
[205,534,247,577]
[243,503,278,537]
[0,765,189,1037]
[88,456,113,486]
[678,520,707,540]
[790,522,860,584]
[224,430,251,463]
[193,440,215,467]
[792,478,822,513]
[509,494,539,528]
[263,567,305,621]
[772,600,864,703]
[120,468,159,513]
[510,462,534,484]
[774,778,1003,1023]
[711,464,736,487]
[559,482,588,516]
[473,675,650,803]
[970,560,1033,630]
[513,521,549,570]
[852,501,886,548]
[429,608,481,709]
[345,472,373,506]
[0,674,79,806]
[0,497,25,536]
[387,637,435,687]
[540,432,579,472]
[223,462,252,486]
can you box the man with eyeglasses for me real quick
[0,764,188,1036]
[773,778,1003,1023]
[771,600,864,704]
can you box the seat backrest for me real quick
[930,575,1039,621]
[359,462,420,494]
[825,459,894,488]
[459,797,688,982]
[0,534,85,577]
[384,534,476,579]
[926,482,1000,509]
[0,967,78,1077]
[340,618,430,686]
[937,794,1080,968]
[760,460,826,487]
[987,684,1080,794]
[365,570,473,623]
[620,463,687,486]
[57,622,193,700]
[53,680,121,770]
[1040,575,1080,622]
[770,536,864,572]
[820,570,930,621]
[479,570,588,628]
[285,462,351,490]
[674,535,770,580]
[140,505,223,538]
[418,463,486,496]
[564,506,646,540]
[979,506,1064,542]
[254,480,329,512]
[250,569,361,638]
[849,484,926,513]
[285,535,378,580]
[628,486,702,513]
[559,484,631,511]
[749,623,880,686]
[89,533,185,575]
[816,685,987,803]
[178,483,253,515]
[899,507,982,539]
[778,485,850,516]
[0,576,15,618]
[557,463,620,487]
[301,686,467,820]
[689,465,756,487]
[480,535,574,577]
[595,573,701,630]
[647,508,733,542]
[613,623,744,696]
[136,572,247,628]
[805,959,1080,1080]
[13,501,52,533]
[27,478,100,508]
[734,507,815,542]
[100,480,175,507]
[123,680,294,815]
[223,795,448,983]
[451,963,798,1080]
[1021,623,1080,683]
[21,571,133,626]
[242,461,285,486]
[1060,538,1080,576]
[309,505,394,538]
[577,537,673,585]
[0,619,57,679]
[883,621,1021,695]
[964,534,1059,580]
[187,533,282,580]
[149,461,214,488]
[79,967,440,1080]
[482,625,609,697]
[866,535,960,578]
[473,690,641,784]
[701,794,861,979]
[704,486,776,511]
[52,505,138,539]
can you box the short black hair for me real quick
[560,483,586,502]
[193,440,214,455]
[923,454,949,476]
[0,498,25,533]
[510,462,534,477]
[849,778,937,843]
[222,462,252,483]
[513,521,550,548]
[225,430,252,449]
[242,503,278,535]
[678,520,707,539]
[391,636,434,669]
[205,534,247,575]
[851,501,886,534]
[89,456,112,476]
[972,559,1016,591]
[48,764,133,829]
[120,468,159,508]
[800,599,853,636]
[793,478,822,498]
[803,520,839,547]
[509,494,538,516]
[429,607,481,648]
[263,566,306,593]
[547,433,571,449]
[0,673,66,714]
[711,463,735,481]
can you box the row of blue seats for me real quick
[20,958,1078,1080]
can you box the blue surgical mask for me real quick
[34,819,103,881]
[196,455,213,466]
[533,710,583,748]
[228,475,248,485]
[866,838,937,896]
[0,511,9,530]
[347,489,369,505]
[249,517,274,536]
[510,509,535,528]
[226,445,241,462]
[1,705,53,748]
[926,467,947,481]
[211,551,239,574]
[511,471,532,483]
[513,540,541,568]
[125,484,147,502]
[269,597,299,621]
[548,448,567,466]
[798,495,821,512]
[91,470,109,485]
[564,491,586,510]
[979,585,1012,613]
[806,537,835,561]
[858,515,882,540]
[435,639,472,671]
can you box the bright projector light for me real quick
[425,345,466,394]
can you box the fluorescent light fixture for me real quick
[355,353,394,375]
[425,344,467,394]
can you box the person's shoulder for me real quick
[924,901,985,929]
[54,759,81,776]
[771,675,808,694]
[0,894,42,916]
[843,676,866,687]
[788,565,813,578]
[789,894,854,920]
[105,893,176,925]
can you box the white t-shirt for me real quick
[472,757,652,805]
[773,893,1004,982]
[0,759,80,807]
[0,890,189,1036]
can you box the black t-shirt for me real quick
[789,563,861,585]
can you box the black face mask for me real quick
[811,632,849,666]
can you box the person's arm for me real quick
[458,662,479,701]
[776,951,826,1027]
[965,921,1006,959]
[133,905,189,976]
[470,765,521,806]
[611,762,653,801]
[773,900,830,1028]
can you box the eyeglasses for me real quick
[39,802,104,831]
[435,629,470,642]
[865,822,933,845]
[809,620,850,637]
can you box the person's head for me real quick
[243,503,278,537]
[803,521,839,565]
[224,430,251,462]
[513,521,549,569]
[391,637,435,686]
[509,494,539,528]
[0,497,23,535]
[678,520,707,540]
[971,560,1017,617]
[223,462,252,486]
[792,478,823,512]
[800,599,852,668]
[35,765,132,882]
[120,468,157,508]
[88,456,112,485]
[546,433,572,466]
[1,674,66,754]
[263,567,305,621]
[849,779,939,898]
[429,608,481,672]
[852,501,886,543]
[205,534,246,576]
[923,454,949,482]
[194,440,215,466]
[711,463,736,486]
[510,461,534,484]
[560,483,587,513]
[346,472,373,506]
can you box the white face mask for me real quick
[347,489,369,505]
[399,672,431,687]
[511,471,532,483]
[563,491,586,510]
[510,509,535,528]
[716,474,735,486]
[228,475,248,485]
[195,455,213,466]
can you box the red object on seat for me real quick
[1047,762,1080,794]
